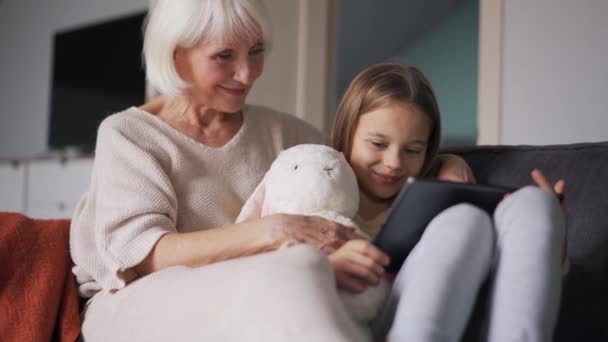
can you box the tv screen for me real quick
[48,11,147,153]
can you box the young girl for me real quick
[328,63,566,342]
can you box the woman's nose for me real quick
[234,60,252,84]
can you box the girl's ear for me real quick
[236,176,267,223]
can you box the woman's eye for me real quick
[249,47,265,56]
[216,52,232,60]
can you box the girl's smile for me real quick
[370,171,403,186]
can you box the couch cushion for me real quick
[444,142,608,341]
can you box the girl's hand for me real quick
[530,168,565,195]
[530,168,568,266]
[328,239,390,293]
[437,154,476,184]
[531,168,567,217]
[264,214,360,254]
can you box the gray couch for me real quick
[445,142,608,341]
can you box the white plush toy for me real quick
[236,144,389,324]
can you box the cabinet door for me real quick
[26,158,93,218]
[0,161,25,212]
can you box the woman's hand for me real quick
[437,154,476,183]
[328,239,390,293]
[264,214,361,254]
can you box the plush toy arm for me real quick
[236,177,267,223]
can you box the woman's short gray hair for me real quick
[143,0,272,95]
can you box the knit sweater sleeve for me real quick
[91,114,178,283]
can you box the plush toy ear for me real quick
[236,176,267,223]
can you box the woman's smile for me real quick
[218,85,247,96]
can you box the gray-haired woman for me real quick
[70,1,366,340]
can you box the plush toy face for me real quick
[236,144,360,223]
[262,144,359,218]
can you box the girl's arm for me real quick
[436,154,476,183]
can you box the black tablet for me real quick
[372,177,514,273]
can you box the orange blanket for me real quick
[0,213,81,342]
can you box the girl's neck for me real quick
[358,191,392,220]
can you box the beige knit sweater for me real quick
[70,105,324,298]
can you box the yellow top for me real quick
[354,211,388,238]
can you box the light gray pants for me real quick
[372,186,566,342]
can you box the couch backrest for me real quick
[444,142,608,341]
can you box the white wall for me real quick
[334,0,467,104]
[0,0,332,159]
[0,0,149,158]
[500,0,608,145]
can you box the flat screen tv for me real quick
[48,11,147,153]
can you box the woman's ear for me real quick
[236,176,267,223]
[173,47,192,82]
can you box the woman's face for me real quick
[348,102,431,202]
[174,37,265,113]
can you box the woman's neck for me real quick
[143,95,244,147]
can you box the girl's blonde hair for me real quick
[331,62,442,176]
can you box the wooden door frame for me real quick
[477,0,504,144]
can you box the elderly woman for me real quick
[71,1,364,340]
[71,1,473,341]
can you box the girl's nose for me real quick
[383,151,402,170]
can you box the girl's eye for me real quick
[370,141,386,149]
[404,148,422,155]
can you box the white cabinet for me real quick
[0,157,93,219]
[0,161,26,212]
[25,158,93,219]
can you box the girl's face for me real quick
[348,102,431,202]
[174,37,265,113]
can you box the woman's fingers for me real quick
[305,216,357,247]
[340,226,361,241]
[279,215,355,250]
